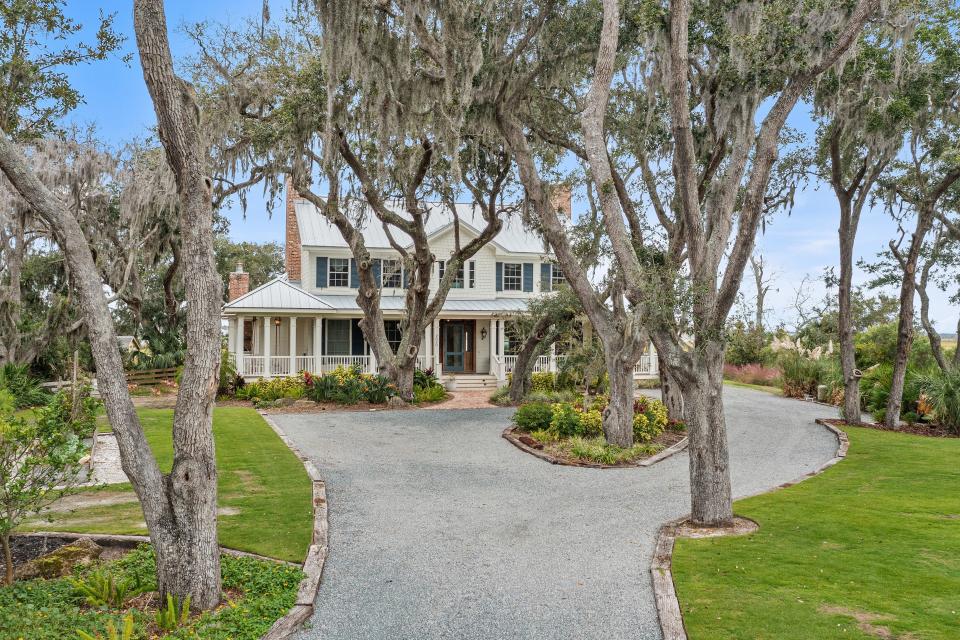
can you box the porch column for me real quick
[234,315,245,375]
[496,319,506,382]
[549,342,557,373]
[433,318,442,376]
[263,316,272,378]
[313,318,323,373]
[289,316,297,375]
[488,318,497,376]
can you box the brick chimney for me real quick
[228,262,250,301]
[550,184,572,219]
[285,177,302,282]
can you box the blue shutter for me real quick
[541,263,551,292]
[316,256,328,288]
[495,262,503,292]
[320,318,326,355]
[350,318,365,355]
[350,258,359,289]
[438,260,445,280]
[373,259,382,287]
[403,266,410,288]
[523,263,534,292]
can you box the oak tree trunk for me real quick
[658,353,684,421]
[509,315,556,404]
[682,344,733,526]
[885,207,934,428]
[604,354,636,447]
[2,534,11,585]
[837,200,862,423]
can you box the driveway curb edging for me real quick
[259,411,329,640]
[502,426,688,469]
[650,417,849,640]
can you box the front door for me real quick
[444,322,465,372]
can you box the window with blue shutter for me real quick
[316,256,328,288]
[522,263,534,292]
[350,318,365,355]
[495,262,503,292]
[540,263,552,292]
[349,258,360,289]
[438,260,445,280]
[372,258,382,287]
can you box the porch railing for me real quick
[239,355,264,377]
[318,355,370,374]
[502,354,552,374]
[270,356,291,377]
[295,356,313,373]
[634,353,658,377]
[415,355,432,371]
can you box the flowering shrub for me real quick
[514,395,670,443]
[303,366,398,405]
[550,402,583,438]
[723,363,780,387]
[633,397,668,442]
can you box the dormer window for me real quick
[381,259,403,288]
[328,258,349,287]
[502,263,522,291]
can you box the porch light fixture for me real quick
[480,327,488,340]
[274,318,282,326]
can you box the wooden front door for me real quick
[442,320,475,373]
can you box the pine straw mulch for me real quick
[504,427,688,469]
[819,417,959,439]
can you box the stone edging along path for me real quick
[649,419,850,640]
[259,411,329,640]
[501,425,689,469]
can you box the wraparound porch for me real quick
[224,313,658,381]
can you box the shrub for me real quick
[236,375,305,402]
[778,352,823,398]
[723,363,780,387]
[414,367,438,391]
[513,402,553,432]
[524,389,579,404]
[489,385,512,406]
[578,409,603,437]
[632,397,668,442]
[0,363,49,408]
[413,384,446,403]
[363,375,399,404]
[567,436,658,465]
[919,369,960,434]
[549,402,582,438]
[531,371,556,392]
[303,366,397,405]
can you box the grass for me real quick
[672,425,960,639]
[24,407,312,563]
[723,379,782,395]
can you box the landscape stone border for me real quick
[259,411,329,640]
[650,417,849,640]
[501,426,689,469]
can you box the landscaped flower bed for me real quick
[507,395,686,467]
[0,543,303,640]
[231,366,447,409]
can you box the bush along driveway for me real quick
[672,424,960,640]
[272,386,838,640]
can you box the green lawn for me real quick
[24,407,313,563]
[722,379,782,395]
[672,426,960,639]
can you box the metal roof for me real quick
[313,295,531,313]
[224,277,332,311]
[295,199,549,254]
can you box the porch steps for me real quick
[447,374,500,390]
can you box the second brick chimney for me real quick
[550,184,573,219]
[228,262,250,301]
[285,177,302,282]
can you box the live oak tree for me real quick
[875,3,960,427]
[492,0,878,525]
[0,0,232,609]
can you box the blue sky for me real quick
[58,1,958,334]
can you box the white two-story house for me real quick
[223,185,658,388]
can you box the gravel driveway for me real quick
[272,386,838,640]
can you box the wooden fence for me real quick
[125,367,179,386]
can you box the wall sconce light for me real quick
[274,318,282,326]
[480,327,488,340]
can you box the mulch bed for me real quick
[819,417,959,439]
[503,426,688,469]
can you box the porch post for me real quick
[433,318,442,376]
[496,319,506,382]
[263,316,272,378]
[488,317,497,376]
[549,342,557,373]
[289,316,297,375]
[313,317,323,373]
[234,315,245,375]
